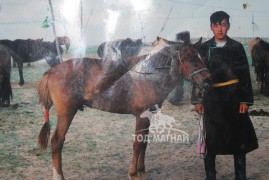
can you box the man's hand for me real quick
[240,104,249,114]
[195,103,204,115]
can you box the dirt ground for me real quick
[0,64,269,180]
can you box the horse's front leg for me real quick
[264,69,269,95]
[51,108,77,180]
[260,68,265,94]
[137,119,150,174]
[16,60,24,86]
[129,116,150,178]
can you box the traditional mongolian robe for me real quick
[192,36,258,155]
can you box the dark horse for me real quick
[37,41,211,179]
[251,38,269,95]
[0,44,12,107]
[97,38,143,60]
[0,39,63,85]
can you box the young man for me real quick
[192,11,258,180]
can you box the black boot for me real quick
[234,153,247,180]
[204,154,216,180]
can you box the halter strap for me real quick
[188,68,208,80]
[177,51,209,80]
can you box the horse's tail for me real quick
[0,46,12,107]
[37,73,52,150]
[0,66,12,107]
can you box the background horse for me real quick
[12,38,44,67]
[0,39,63,85]
[251,38,269,95]
[0,44,12,107]
[97,38,143,60]
[37,41,211,179]
[53,36,70,54]
[248,37,260,67]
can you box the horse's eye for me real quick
[190,56,198,61]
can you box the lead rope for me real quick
[197,115,207,158]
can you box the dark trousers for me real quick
[204,153,247,180]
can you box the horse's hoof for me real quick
[128,170,148,180]
[138,171,149,180]
[128,173,141,180]
[129,166,137,178]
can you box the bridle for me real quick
[176,51,208,80]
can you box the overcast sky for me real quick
[0,0,269,50]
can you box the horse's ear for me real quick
[136,38,143,44]
[194,37,202,47]
[157,36,160,41]
[126,38,132,42]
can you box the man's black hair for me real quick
[210,11,230,25]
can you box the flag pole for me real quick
[48,0,63,63]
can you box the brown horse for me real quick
[37,42,211,179]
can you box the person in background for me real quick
[191,11,258,180]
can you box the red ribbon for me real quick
[45,109,49,123]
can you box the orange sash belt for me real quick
[213,79,239,87]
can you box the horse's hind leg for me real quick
[129,116,150,178]
[51,107,78,180]
[264,69,269,96]
[260,68,265,94]
[16,60,24,86]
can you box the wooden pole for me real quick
[81,0,83,37]
[48,0,63,63]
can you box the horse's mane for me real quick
[131,45,177,75]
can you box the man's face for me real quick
[210,19,230,42]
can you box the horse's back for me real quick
[42,58,102,103]
[45,57,101,76]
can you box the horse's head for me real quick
[44,44,63,67]
[173,39,211,91]
[119,38,143,59]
